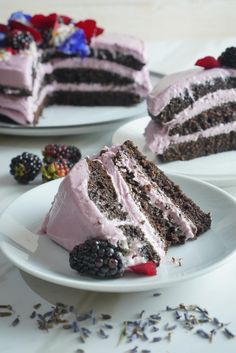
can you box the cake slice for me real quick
[145,47,236,161]
[42,140,211,278]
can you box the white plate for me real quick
[1,174,236,293]
[0,73,161,137]
[112,116,236,187]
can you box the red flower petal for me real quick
[195,56,220,69]
[10,20,42,43]
[75,19,104,42]
[0,24,8,33]
[129,262,157,276]
[60,15,72,25]
[30,13,58,31]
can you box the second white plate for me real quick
[112,116,236,187]
[1,174,236,292]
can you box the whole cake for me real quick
[145,48,236,161]
[0,12,151,125]
[42,140,211,278]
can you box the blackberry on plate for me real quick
[218,47,236,69]
[10,152,42,184]
[41,158,70,182]
[42,143,81,165]
[8,30,34,50]
[69,239,124,279]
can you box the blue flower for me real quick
[0,32,6,47]
[57,29,90,57]
[8,11,32,25]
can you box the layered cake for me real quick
[145,47,236,161]
[0,12,151,125]
[42,140,211,278]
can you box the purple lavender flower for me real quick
[57,29,90,57]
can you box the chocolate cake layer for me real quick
[42,48,145,71]
[87,159,127,221]
[169,102,236,136]
[150,76,236,123]
[159,131,236,162]
[114,154,186,246]
[118,225,160,263]
[49,91,141,106]
[122,141,211,240]
[45,68,134,85]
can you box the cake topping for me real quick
[57,29,90,57]
[7,30,35,51]
[69,239,124,279]
[195,47,236,70]
[75,19,104,43]
[218,47,236,69]
[42,143,81,165]
[195,56,220,69]
[129,262,157,276]
[0,12,104,58]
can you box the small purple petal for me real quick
[57,29,90,57]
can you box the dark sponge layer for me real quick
[169,102,236,136]
[160,131,236,162]
[45,68,134,86]
[121,140,211,244]
[49,91,141,106]
[150,76,236,124]
[42,48,145,71]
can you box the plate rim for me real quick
[1,173,236,293]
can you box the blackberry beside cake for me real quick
[42,140,211,278]
[0,12,151,125]
[145,47,236,161]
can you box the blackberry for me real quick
[42,143,81,166]
[218,47,236,69]
[10,152,42,184]
[41,159,70,182]
[69,239,124,279]
[8,30,34,50]
[65,145,81,164]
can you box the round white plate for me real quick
[1,174,236,293]
[0,73,161,137]
[112,116,236,187]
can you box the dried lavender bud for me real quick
[33,303,42,310]
[152,336,162,342]
[139,310,145,318]
[164,323,177,331]
[77,313,91,322]
[149,314,161,321]
[223,328,235,339]
[81,327,91,337]
[11,317,20,327]
[62,324,72,330]
[153,293,161,297]
[72,321,80,333]
[30,311,36,319]
[130,347,138,353]
[98,328,109,338]
[175,311,181,320]
[141,350,151,353]
[78,335,85,343]
[151,326,159,332]
[196,329,210,339]
[104,323,113,329]
[75,349,84,353]
[100,314,112,320]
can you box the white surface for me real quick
[112,116,236,187]
[0,37,236,353]
[1,174,236,292]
